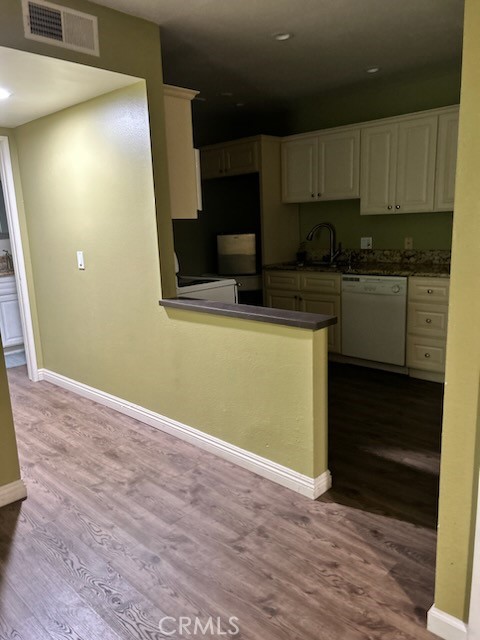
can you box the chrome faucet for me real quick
[306,222,341,264]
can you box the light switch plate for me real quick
[361,237,373,249]
[76,251,85,270]
[404,236,413,250]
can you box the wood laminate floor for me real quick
[0,363,442,640]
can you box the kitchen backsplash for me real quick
[0,253,13,273]
[301,247,451,265]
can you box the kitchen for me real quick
[170,98,456,381]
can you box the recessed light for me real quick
[236,102,245,108]
[220,91,233,97]
[195,96,207,102]
[0,87,12,100]
[273,32,292,41]
[366,67,380,74]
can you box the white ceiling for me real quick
[0,46,140,128]
[92,0,464,112]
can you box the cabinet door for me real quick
[224,141,259,176]
[264,289,298,311]
[200,148,225,179]
[318,129,360,200]
[299,293,341,353]
[395,116,437,213]
[164,89,198,219]
[281,137,318,202]
[0,294,23,348]
[360,124,398,214]
[435,111,459,211]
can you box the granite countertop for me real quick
[0,270,14,278]
[265,261,450,278]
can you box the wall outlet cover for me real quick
[404,237,414,250]
[361,237,373,249]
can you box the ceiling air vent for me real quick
[22,0,99,56]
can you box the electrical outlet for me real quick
[361,237,373,250]
[404,237,413,250]
[76,250,85,270]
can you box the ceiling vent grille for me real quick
[22,0,99,56]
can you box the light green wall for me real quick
[289,64,461,135]
[12,81,328,478]
[0,342,21,486]
[433,0,480,621]
[299,200,453,250]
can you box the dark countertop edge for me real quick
[0,271,14,277]
[264,263,450,278]
[159,298,337,331]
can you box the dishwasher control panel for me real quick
[342,275,407,296]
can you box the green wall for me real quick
[433,0,480,622]
[299,200,453,250]
[0,342,21,487]
[289,63,461,135]
[12,79,327,479]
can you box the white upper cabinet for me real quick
[281,137,318,202]
[396,116,438,213]
[282,128,360,203]
[200,139,259,179]
[361,115,438,215]
[163,85,199,220]
[435,110,459,211]
[360,124,398,214]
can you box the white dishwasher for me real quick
[342,275,407,366]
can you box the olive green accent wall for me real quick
[288,64,461,136]
[299,200,453,250]
[433,0,480,621]
[0,342,21,486]
[13,82,328,478]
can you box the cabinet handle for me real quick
[427,289,433,294]
[317,193,322,198]
[311,193,315,198]
[425,318,432,324]
[395,205,401,210]
[424,353,431,358]
[387,205,393,210]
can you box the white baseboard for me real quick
[0,479,27,508]
[38,368,331,500]
[427,605,468,640]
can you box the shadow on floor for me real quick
[326,362,443,530]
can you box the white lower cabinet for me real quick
[264,270,341,353]
[0,276,23,349]
[407,276,450,379]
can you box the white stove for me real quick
[174,252,237,302]
[176,275,238,303]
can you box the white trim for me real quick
[427,606,468,640]
[38,368,331,500]
[0,479,27,508]
[0,137,39,382]
[467,468,480,640]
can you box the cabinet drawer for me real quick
[264,271,300,291]
[0,276,16,297]
[408,277,449,303]
[407,303,449,338]
[299,272,341,294]
[407,336,446,372]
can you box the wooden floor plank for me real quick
[0,364,441,639]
